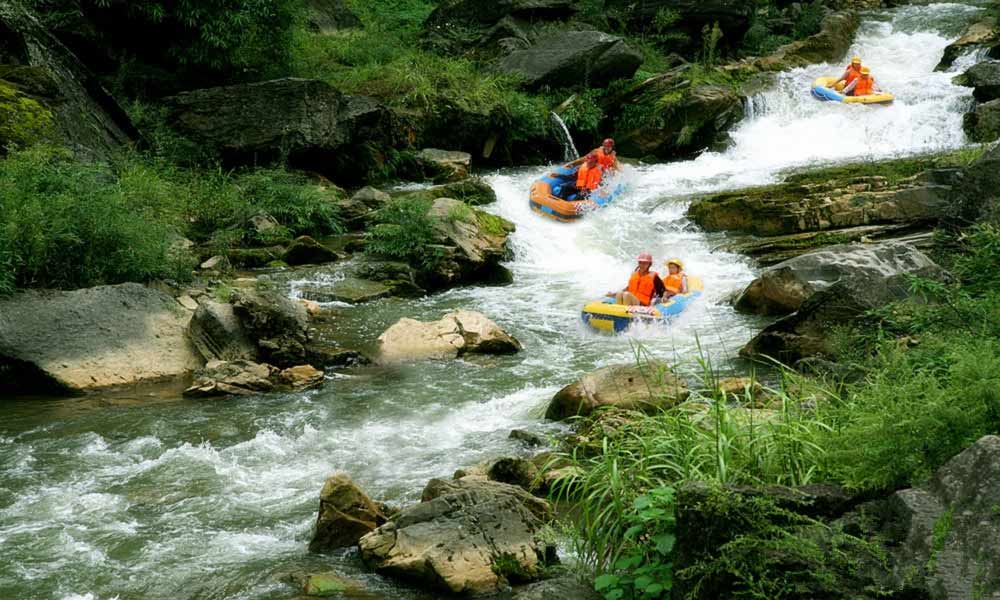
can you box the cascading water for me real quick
[549,111,580,162]
[0,4,985,600]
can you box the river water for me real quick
[0,4,983,599]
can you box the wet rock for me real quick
[296,570,360,596]
[421,198,514,289]
[546,361,689,421]
[223,246,287,269]
[0,283,202,394]
[274,364,324,389]
[310,474,387,552]
[963,98,1000,143]
[938,16,998,70]
[183,359,277,397]
[231,288,310,368]
[512,576,601,600]
[714,377,765,403]
[162,78,404,184]
[499,30,641,90]
[305,343,370,368]
[957,60,1000,103]
[751,11,860,72]
[359,477,553,594]
[297,278,392,304]
[200,255,230,271]
[188,301,257,362]
[283,235,339,266]
[392,177,497,206]
[734,241,945,316]
[337,186,390,230]
[488,457,539,492]
[741,242,949,363]
[377,310,521,363]
[417,148,472,182]
[509,429,546,447]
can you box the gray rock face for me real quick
[546,361,689,421]
[422,198,515,288]
[417,148,472,182]
[740,242,948,363]
[359,477,553,595]
[735,241,946,316]
[937,16,997,70]
[948,138,1000,225]
[958,60,1000,102]
[188,301,257,362]
[0,2,138,160]
[963,98,1000,143]
[0,283,201,394]
[500,31,642,89]
[162,78,403,183]
[231,288,310,368]
[309,474,387,552]
[282,235,339,266]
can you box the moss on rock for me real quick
[0,80,55,149]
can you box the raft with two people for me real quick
[529,139,625,222]
[811,56,893,105]
[581,255,704,333]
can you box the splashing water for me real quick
[549,111,580,162]
[0,4,983,600]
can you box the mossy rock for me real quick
[0,79,55,149]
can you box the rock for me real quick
[377,310,521,363]
[734,241,945,316]
[200,255,229,271]
[741,242,948,363]
[283,236,339,266]
[509,429,546,447]
[546,361,689,421]
[162,78,404,184]
[512,576,601,600]
[392,177,497,206]
[0,283,202,394]
[0,3,138,160]
[176,295,199,311]
[751,11,861,72]
[724,224,921,266]
[500,30,641,90]
[188,301,257,362]
[605,0,753,48]
[305,344,370,368]
[309,474,387,552]
[938,17,997,70]
[425,0,574,30]
[417,148,472,182]
[305,0,362,33]
[353,186,391,208]
[231,288,310,368]
[336,186,391,230]
[957,60,1000,103]
[183,359,277,397]
[715,377,764,403]
[297,571,359,596]
[948,138,1000,225]
[274,364,324,389]
[421,198,514,289]
[488,457,539,492]
[223,246,287,269]
[359,477,553,594]
[688,176,951,237]
[250,213,283,238]
[296,278,392,304]
[963,98,1000,143]
[299,299,323,316]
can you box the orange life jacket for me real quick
[576,164,603,190]
[593,148,616,169]
[663,273,685,295]
[844,65,862,85]
[853,76,873,96]
[628,271,658,306]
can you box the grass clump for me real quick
[364,196,443,270]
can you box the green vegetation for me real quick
[0,81,55,150]
[364,196,443,270]
[552,224,1000,598]
[0,146,340,293]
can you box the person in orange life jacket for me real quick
[843,67,881,96]
[659,258,688,301]
[561,153,604,199]
[606,252,667,306]
[571,138,618,171]
[830,56,863,90]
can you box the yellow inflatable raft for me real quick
[811,76,894,104]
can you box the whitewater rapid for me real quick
[0,4,983,600]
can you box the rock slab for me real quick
[546,361,689,421]
[500,30,642,89]
[310,474,387,552]
[377,310,522,363]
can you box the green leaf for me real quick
[594,574,619,591]
[635,575,654,589]
[653,533,676,554]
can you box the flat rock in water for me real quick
[297,278,392,304]
[0,283,203,393]
[283,236,339,266]
[377,310,521,363]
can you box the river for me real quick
[0,3,983,599]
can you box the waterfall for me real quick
[549,111,579,163]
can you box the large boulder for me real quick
[0,2,138,159]
[0,283,202,394]
[162,78,405,184]
[188,300,257,362]
[359,477,554,595]
[735,242,946,316]
[336,186,392,230]
[957,60,1000,103]
[740,242,948,363]
[282,235,339,266]
[230,288,310,368]
[963,98,1000,143]
[947,138,1000,225]
[416,148,472,182]
[309,474,387,552]
[499,31,642,90]
[423,198,515,288]
[546,361,689,421]
[938,16,998,70]
[392,177,497,206]
[377,310,522,363]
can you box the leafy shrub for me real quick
[793,0,827,40]
[364,197,443,270]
